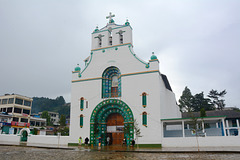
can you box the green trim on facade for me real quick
[121,70,159,77]
[72,70,159,83]
[91,43,133,52]
[68,143,79,146]
[92,25,132,34]
[137,144,162,148]
[90,99,134,146]
[102,66,121,98]
[161,116,226,121]
[80,52,93,74]
[127,45,149,68]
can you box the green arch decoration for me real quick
[90,99,134,146]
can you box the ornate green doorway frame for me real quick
[90,99,134,146]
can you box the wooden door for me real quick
[107,113,124,145]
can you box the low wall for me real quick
[0,134,69,147]
[0,134,20,144]
[162,136,240,147]
[28,135,69,146]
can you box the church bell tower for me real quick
[91,12,133,50]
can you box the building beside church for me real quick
[69,13,181,146]
[0,94,32,134]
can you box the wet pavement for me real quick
[0,145,240,160]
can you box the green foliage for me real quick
[32,128,38,135]
[179,87,215,112]
[134,120,141,137]
[59,114,66,126]
[41,111,53,126]
[54,127,69,136]
[191,92,214,112]
[208,89,227,110]
[179,87,194,112]
[32,96,70,118]
[200,108,206,117]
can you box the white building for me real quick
[38,111,59,126]
[0,94,32,134]
[69,13,181,146]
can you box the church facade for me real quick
[69,13,181,146]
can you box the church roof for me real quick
[161,74,172,91]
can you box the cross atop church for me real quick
[106,12,115,23]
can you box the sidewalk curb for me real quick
[115,150,240,154]
[0,143,75,150]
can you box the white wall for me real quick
[0,134,69,146]
[0,134,20,144]
[28,135,69,146]
[162,136,240,147]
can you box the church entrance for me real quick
[106,113,124,145]
[90,99,134,146]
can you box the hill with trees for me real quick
[31,96,70,118]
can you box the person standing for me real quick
[122,138,126,146]
[78,137,83,146]
[85,137,89,146]
[98,137,102,147]
[107,136,110,146]
[131,139,135,147]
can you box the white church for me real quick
[69,13,181,146]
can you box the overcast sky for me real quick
[0,0,239,108]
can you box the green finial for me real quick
[125,19,130,26]
[75,64,81,72]
[151,52,158,60]
[94,26,99,32]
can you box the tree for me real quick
[208,89,227,110]
[41,111,53,126]
[134,120,141,149]
[59,114,66,126]
[191,92,214,112]
[200,108,206,117]
[178,86,194,112]
[56,96,66,106]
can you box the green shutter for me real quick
[80,98,84,111]
[142,94,147,107]
[142,113,147,126]
[80,115,83,128]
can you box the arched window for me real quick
[80,114,83,128]
[108,27,112,46]
[102,66,121,98]
[120,34,123,44]
[80,97,84,111]
[116,30,124,44]
[142,92,147,108]
[142,112,147,126]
